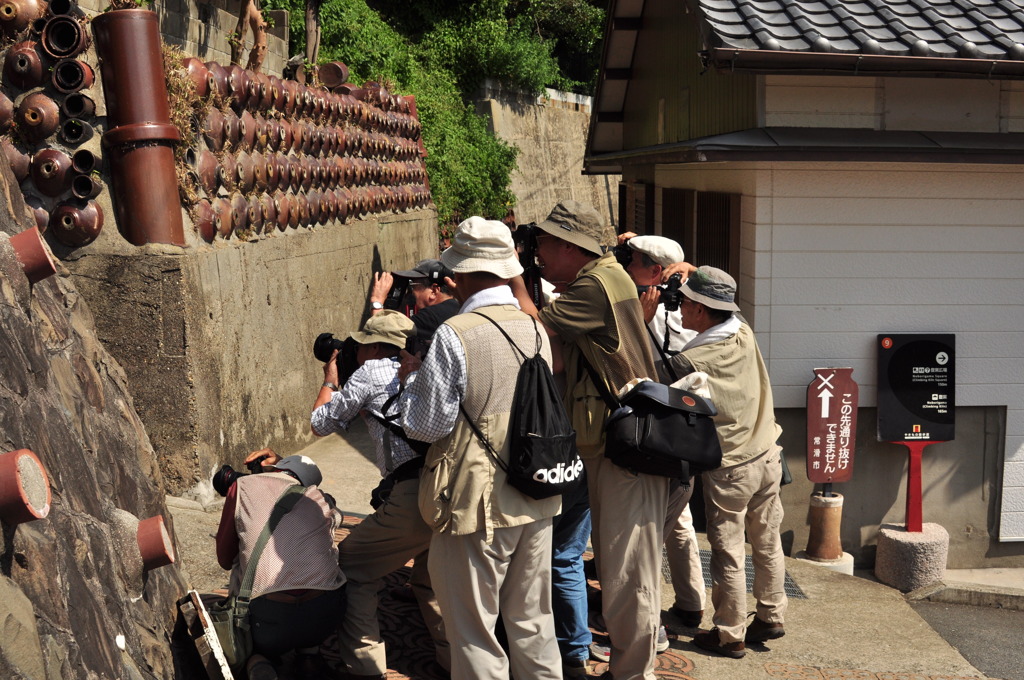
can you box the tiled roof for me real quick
[695,0,1024,60]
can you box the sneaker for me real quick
[562,656,588,679]
[668,606,703,628]
[656,625,670,653]
[693,628,746,659]
[745,616,785,643]
[589,641,611,663]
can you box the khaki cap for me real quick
[349,309,415,347]
[440,216,524,279]
[681,266,740,312]
[536,200,605,255]
[627,235,685,267]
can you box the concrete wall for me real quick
[477,81,620,226]
[67,211,438,495]
[640,160,1024,558]
[762,75,1023,132]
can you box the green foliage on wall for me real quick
[264,0,605,230]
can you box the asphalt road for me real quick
[909,601,1024,680]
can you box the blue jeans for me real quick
[551,473,592,663]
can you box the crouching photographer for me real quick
[214,450,346,680]
[309,311,450,678]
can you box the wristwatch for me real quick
[322,381,339,391]
[371,301,383,310]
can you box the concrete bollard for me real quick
[875,522,949,592]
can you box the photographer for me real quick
[310,311,449,679]
[215,452,346,680]
[368,259,459,351]
[617,233,697,380]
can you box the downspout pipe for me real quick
[91,9,184,246]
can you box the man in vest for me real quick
[668,266,787,659]
[397,216,562,680]
[511,200,669,680]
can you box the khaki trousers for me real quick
[703,446,788,643]
[585,455,671,680]
[664,482,706,612]
[428,518,561,680]
[336,478,449,674]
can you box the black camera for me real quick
[212,454,268,497]
[612,241,633,268]
[313,332,360,386]
[384,277,411,310]
[513,223,543,307]
[637,272,684,312]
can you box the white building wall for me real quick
[655,161,1024,540]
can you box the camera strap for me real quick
[647,325,680,383]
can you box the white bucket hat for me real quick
[273,455,323,487]
[441,216,524,279]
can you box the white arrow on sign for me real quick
[819,388,833,418]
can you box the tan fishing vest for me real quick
[418,305,562,539]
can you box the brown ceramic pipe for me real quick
[61,92,95,118]
[202,108,225,151]
[93,9,184,245]
[59,118,93,145]
[41,14,89,58]
[71,173,103,200]
[205,61,229,99]
[197,149,218,196]
[51,58,93,93]
[235,151,254,193]
[213,196,232,238]
[194,198,215,243]
[182,57,209,98]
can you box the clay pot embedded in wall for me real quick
[319,61,349,90]
[253,155,267,192]
[3,41,45,89]
[281,79,296,116]
[49,199,103,247]
[2,138,30,182]
[51,58,93,93]
[222,109,241,149]
[61,92,94,118]
[288,157,302,192]
[253,114,269,151]
[196,149,218,196]
[258,194,275,232]
[305,189,320,224]
[59,118,92,145]
[0,0,45,38]
[264,117,280,152]
[229,193,247,232]
[235,151,254,193]
[41,14,89,58]
[213,196,232,238]
[299,158,313,191]
[227,64,250,110]
[137,516,175,571]
[202,108,226,151]
[270,75,285,110]
[182,57,209,98]
[272,190,288,230]
[205,61,229,99]
[71,173,102,199]
[263,154,278,192]
[277,119,292,153]
[0,448,52,524]
[11,220,54,279]
[0,91,12,133]
[24,195,48,231]
[193,198,215,243]
[274,152,289,190]
[46,0,78,17]
[70,148,99,175]
[238,109,256,151]
[287,193,301,229]
[31,148,71,196]
[246,195,263,232]
[218,153,237,192]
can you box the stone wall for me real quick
[476,80,620,226]
[0,165,187,678]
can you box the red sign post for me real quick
[806,368,858,485]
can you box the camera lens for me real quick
[212,464,244,497]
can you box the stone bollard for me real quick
[874,522,949,592]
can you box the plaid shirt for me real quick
[310,357,417,477]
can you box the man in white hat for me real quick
[397,216,562,680]
[308,310,449,679]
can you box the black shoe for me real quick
[562,656,588,678]
[668,605,703,628]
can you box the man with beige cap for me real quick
[511,200,669,680]
[397,216,562,680]
[310,310,449,679]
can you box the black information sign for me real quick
[877,334,955,442]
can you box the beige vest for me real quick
[418,305,562,538]
[677,322,782,467]
[232,472,345,598]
